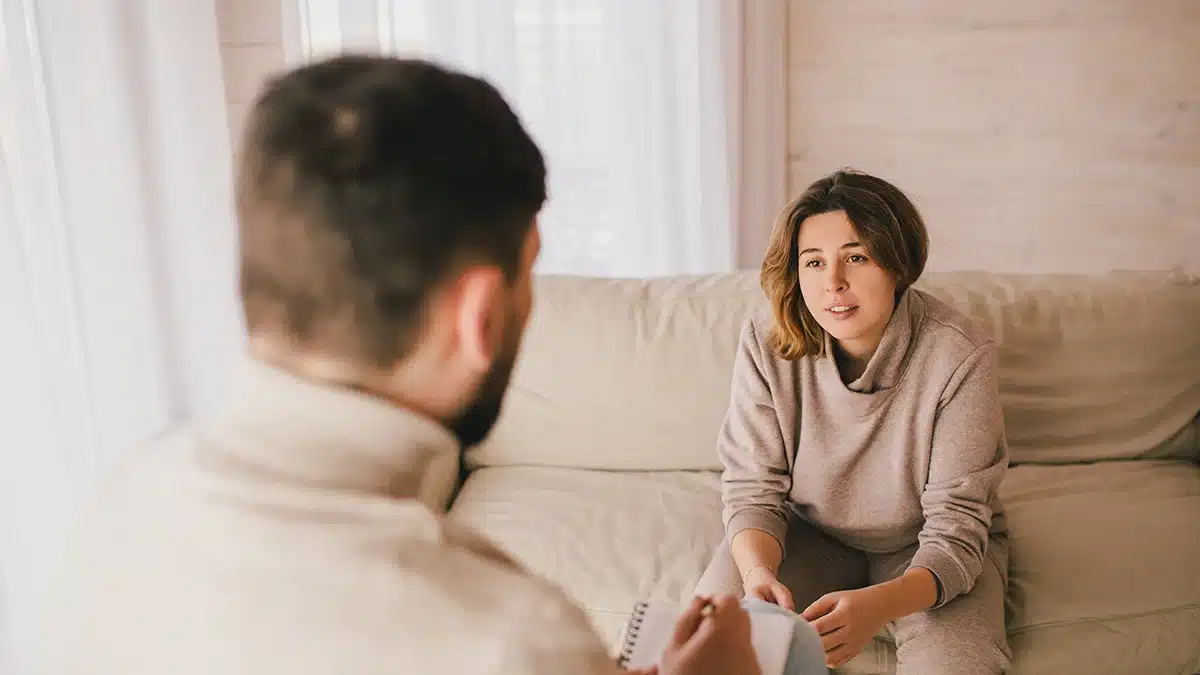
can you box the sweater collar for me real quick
[201,357,461,510]
[824,287,925,394]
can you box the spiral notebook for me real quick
[617,600,795,674]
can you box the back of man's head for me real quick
[235,55,546,369]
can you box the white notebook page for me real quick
[621,601,794,675]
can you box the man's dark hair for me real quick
[235,55,546,367]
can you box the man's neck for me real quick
[247,336,455,432]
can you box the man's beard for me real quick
[449,319,522,449]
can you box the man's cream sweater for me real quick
[36,360,618,674]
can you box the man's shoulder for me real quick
[64,425,200,535]
[40,446,614,674]
[343,527,615,673]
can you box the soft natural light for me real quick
[3,3,1197,673]
[288,0,738,277]
[0,5,13,166]
[0,4,786,673]
[1,4,240,672]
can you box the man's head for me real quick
[235,55,543,447]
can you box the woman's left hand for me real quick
[800,585,893,669]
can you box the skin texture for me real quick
[794,210,897,379]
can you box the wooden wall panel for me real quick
[785,0,1199,274]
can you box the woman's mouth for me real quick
[826,305,859,320]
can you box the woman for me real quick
[695,169,1011,674]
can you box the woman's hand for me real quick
[801,585,892,669]
[742,565,794,611]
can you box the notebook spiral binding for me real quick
[617,601,650,668]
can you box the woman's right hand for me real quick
[743,566,794,611]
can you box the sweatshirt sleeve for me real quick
[717,319,793,552]
[908,342,1009,607]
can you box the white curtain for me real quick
[0,1,788,670]
[282,0,788,277]
[0,1,240,672]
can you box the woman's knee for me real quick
[692,540,745,597]
[894,620,1010,675]
[891,586,1010,674]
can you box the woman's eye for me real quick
[847,254,868,263]
[804,259,822,268]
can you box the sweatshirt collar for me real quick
[825,287,925,394]
[201,357,461,510]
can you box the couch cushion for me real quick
[469,270,1198,470]
[999,460,1200,674]
[450,460,1200,674]
[450,467,726,646]
[471,272,766,471]
[918,271,1199,465]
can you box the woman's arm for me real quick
[729,528,783,582]
[718,319,794,574]
[906,342,1008,608]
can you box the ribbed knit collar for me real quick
[822,287,924,394]
[201,357,460,510]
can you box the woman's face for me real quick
[795,210,897,361]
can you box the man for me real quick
[36,56,761,675]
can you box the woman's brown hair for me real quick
[761,168,929,360]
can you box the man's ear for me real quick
[451,265,506,372]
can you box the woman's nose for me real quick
[824,266,848,293]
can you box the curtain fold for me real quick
[0,2,789,670]
[283,0,786,277]
[0,1,239,671]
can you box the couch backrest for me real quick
[467,270,1200,470]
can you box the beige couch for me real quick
[450,270,1200,674]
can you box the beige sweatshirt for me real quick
[36,360,618,675]
[719,288,1008,607]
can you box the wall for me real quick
[786,0,1199,274]
[216,1,284,150]
[215,2,1199,275]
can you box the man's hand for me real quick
[742,566,794,611]
[658,595,762,675]
[801,586,891,669]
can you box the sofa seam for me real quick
[1005,603,1200,637]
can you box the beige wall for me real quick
[215,1,1199,275]
[786,0,1200,274]
[216,0,284,150]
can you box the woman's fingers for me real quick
[819,624,849,653]
[802,592,840,622]
[811,606,847,639]
[770,582,795,611]
[748,586,774,604]
[825,642,856,668]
